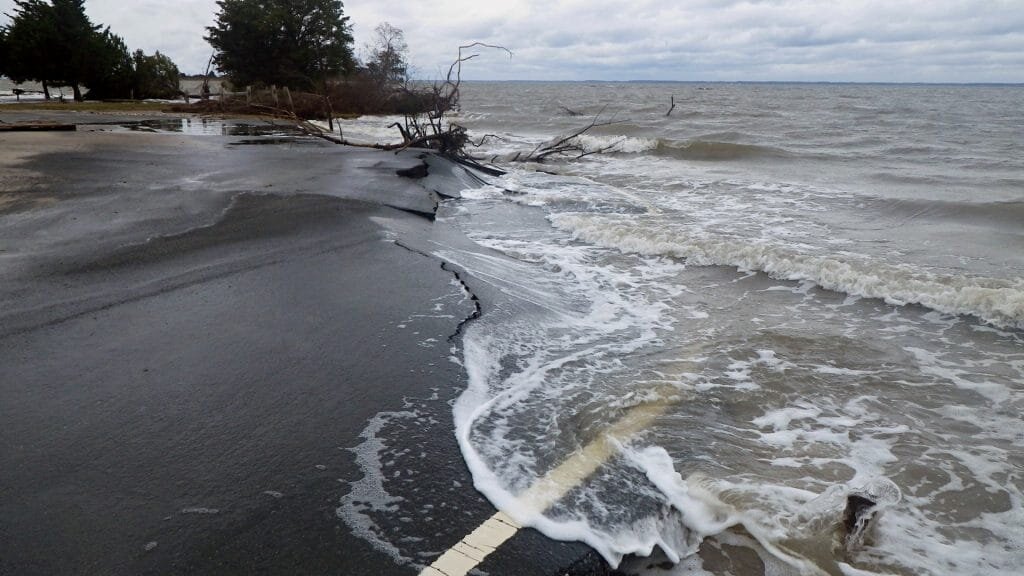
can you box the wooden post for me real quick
[283,87,294,113]
[246,85,252,104]
[272,85,279,107]
[324,88,334,131]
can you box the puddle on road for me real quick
[99,118,310,139]
[227,137,320,146]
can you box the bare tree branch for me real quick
[469,133,512,147]
[380,42,513,159]
[514,108,627,162]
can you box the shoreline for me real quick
[0,116,609,575]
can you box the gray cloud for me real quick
[1,0,1020,82]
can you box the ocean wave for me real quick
[654,139,789,161]
[572,134,660,154]
[325,115,407,145]
[869,198,1024,230]
[568,134,788,161]
[550,214,1024,329]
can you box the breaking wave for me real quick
[449,82,1024,576]
[569,134,789,161]
[551,213,1024,329]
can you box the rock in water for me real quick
[842,494,877,550]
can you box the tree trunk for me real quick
[72,84,83,102]
[322,80,333,131]
[42,80,51,100]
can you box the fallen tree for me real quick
[375,44,627,166]
[383,42,512,155]
[295,42,630,174]
[497,110,625,163]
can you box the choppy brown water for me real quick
[344,83,1024,575]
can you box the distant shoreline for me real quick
[4,76,1022,91]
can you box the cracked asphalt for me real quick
[0,118,605,576]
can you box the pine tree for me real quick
[132,50,182,99]
[1,0,104,100]
[1,0,180,100]
[206,0,355,90]
[82,30,134,100]
[1,1,62,98]
[49,0,102,100]
[0,26,9,76]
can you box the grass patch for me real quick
[0,101,177,113]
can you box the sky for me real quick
[2,0,1022,83]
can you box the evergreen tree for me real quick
[82,30,134,99]
[1,0,62,98]
[49,0,102,100]
[132,50,182,99]
[1,0,102,100]
[0,27,9,75]
[206,0,354,90]
[1,0,180,101]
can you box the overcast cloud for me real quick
[2,0,1022,82]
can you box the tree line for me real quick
[1,0,411,106]
[187,0,419,118]
[204,1,412,102]
[0,0,181,101]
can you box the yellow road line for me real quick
[419,387,680,576]
[419,511,520,576]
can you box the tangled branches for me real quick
[469,109,626,164]
[515,112,625,162]
[296,42,628,171]
[386,42,513,156]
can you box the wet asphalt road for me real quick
[0,119,605,576]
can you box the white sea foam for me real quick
[572,134,660,154]
[442,193,1020,574]
[441,173,1022,572]
[549,213,1024,329]
[310,115,408,146]
[337,409,416,565]
[447,232,705,567]
[438,83,1024,575]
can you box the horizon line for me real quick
[416,78,1024,86]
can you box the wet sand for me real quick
[0,121,604,575]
